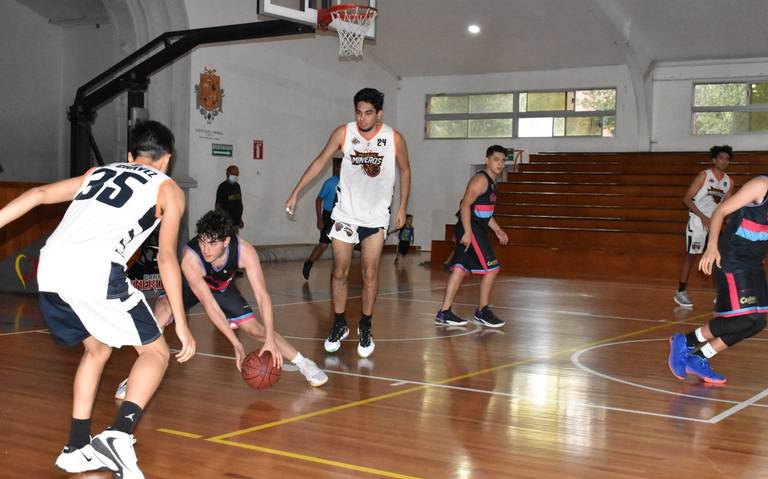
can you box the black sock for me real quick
[334,312,346,325]
[110,401,143,435]
[678,282,686,293]
[360,314,372,329]
[685,331,699,348]
[69,418,91,449]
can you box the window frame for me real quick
[424,87,617,140]
[691,81,768,136]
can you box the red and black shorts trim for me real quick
[714,267,768,318]
[448,221,500,275]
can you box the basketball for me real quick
[241,351,281,390]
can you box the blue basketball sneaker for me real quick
[668,333,690,380]
[685,354,727,384]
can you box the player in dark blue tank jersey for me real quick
[115,211,328,398]
[669,176,768,384]
[435,145,509,328]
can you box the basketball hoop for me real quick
[318,4,377,59]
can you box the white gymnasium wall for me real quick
[0,0,118,182]
[0,0,64,181]
[184,0,399,245]
[652,58,768,151]
[396,65,638,249]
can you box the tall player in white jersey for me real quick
[675,145,733,308]
[0,121,195,479]
[285,88,411,358]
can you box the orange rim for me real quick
[318,4,377,29]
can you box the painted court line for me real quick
[392,297,704,326]
[156,428,203,439]
[709,386,768,423]
[0,329,49,336]
[205,312,704,448]
[155,428,422,479]
[571,338,768,409]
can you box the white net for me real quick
[329,6,377,58]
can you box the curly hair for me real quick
[709,145,733,160]
[196,210,236,241]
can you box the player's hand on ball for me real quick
[174,324,196,363]
[233,341,246,372]
[259,336,282,369]
[698,247,720,275]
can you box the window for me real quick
[693,82,768,135]
[425,88,616,139]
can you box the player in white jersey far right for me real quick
[285,88,411,358]
[0,121,195,479]
[675,145,733,307]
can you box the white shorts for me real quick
[327,220,384,245]
[38,286,161,348]
[686,214,708,254]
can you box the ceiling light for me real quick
[468,24,481,34]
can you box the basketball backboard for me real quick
[257,0,376,39]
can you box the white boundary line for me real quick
[571,338,768,423]
[0,329,49,336]
[177,348,713,423]
[381,297,703,326]
[709,387,768,423]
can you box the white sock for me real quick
[701,342,718,359]
[291,352,305,364]
[695,327,707,343]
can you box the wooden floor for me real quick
[2,252,768,478]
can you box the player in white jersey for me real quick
[0,121,195,478]
[675,145,733,308]
[285,88,411,358]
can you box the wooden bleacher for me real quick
[431,151,768,284]
[0,183,67,261]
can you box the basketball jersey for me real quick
[691,169,730,218]
[332,122,397,228]
[38,163,171,295]
[398,226,414,242]
[459,171,497,228]
[719,185,768,270]
[186,235,240,291]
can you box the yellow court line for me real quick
[157,428,204,439]
[207,438,424,479]
[157,428,421,478]
[209,311,711,442]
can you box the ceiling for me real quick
[13,0,768,77]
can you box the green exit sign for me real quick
[212,143,233,157]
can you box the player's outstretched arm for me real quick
[700,176,768,275]
[181,250,246,370]
[393,130,411,229]
[285,126,345,215]
[0,175,86,229]
[238,239,282,369]
[156,181,196,363]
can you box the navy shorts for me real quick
[449,221,500,275]
[714,267,768,318]
[181,280,255,327]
